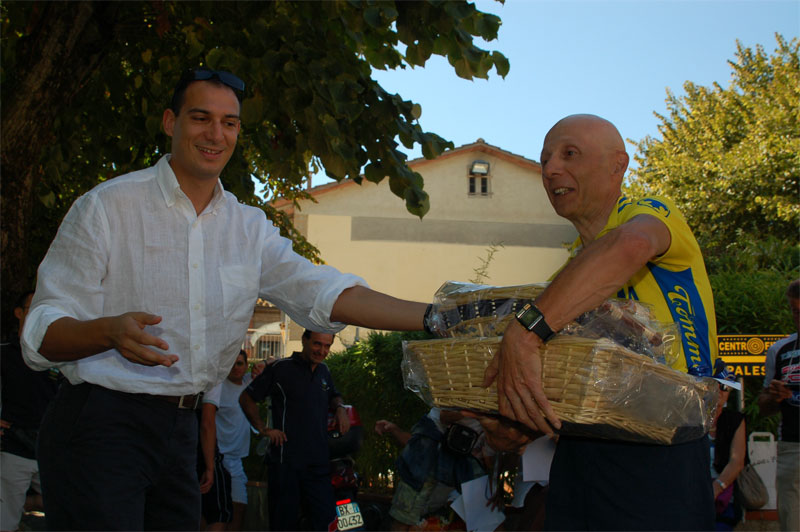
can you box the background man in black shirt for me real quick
[240,330,348,531]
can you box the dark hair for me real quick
[302,329,335,341]
[15,290,34,310]
[238,349,248,364]
[787,279,800,301]
[170,68,244,115]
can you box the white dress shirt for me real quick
[21,155,366,395]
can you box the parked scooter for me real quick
[327,405,365,531]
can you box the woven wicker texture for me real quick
[403,335,716,444]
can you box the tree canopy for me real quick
[0,1,508,334]
[627,34,799,260]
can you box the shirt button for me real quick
[193,344,200,350]
[192,263,198,269]
[194,304,201,310]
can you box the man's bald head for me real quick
[539,114,629,235]
[546,114,626,154]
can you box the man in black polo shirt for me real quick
[240,330,349,531]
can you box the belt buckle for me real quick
[177,394,201,410]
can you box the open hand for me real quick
[483,321,560,435]
[108,312,178,367]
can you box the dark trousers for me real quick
[37,382,201,531]
[545,436,715,531]
[268,461,336,531]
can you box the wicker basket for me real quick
[402,335,717,445]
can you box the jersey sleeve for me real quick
[616,196,697,270]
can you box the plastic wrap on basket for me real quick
[564,299,681,367]
[430,281,548,337]
[428,281,679,365]
[402,336,719,445]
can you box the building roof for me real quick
[271,139,541,211]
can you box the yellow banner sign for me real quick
[718,334,786,377]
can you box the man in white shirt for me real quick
[21,68,428,531]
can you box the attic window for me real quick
[468,160,491,197]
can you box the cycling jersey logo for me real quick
[649,265,713,377]
[637,198,671,218]
[617,196,633,213]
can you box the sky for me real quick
[312,0,799,186]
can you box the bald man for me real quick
[484,115,718,529]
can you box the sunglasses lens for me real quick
[216,71,245,91]
[191,70,244,92]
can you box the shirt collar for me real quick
[155,154,226,213]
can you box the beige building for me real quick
[250,139,577,356]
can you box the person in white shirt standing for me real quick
[21,68,430,531]
[208,350,252,531]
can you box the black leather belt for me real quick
[152,393,203,410]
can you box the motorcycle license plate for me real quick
[336,500,364,531]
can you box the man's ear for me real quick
[13,307,23,321]
[613,150,629,177]
[163,109,176,137]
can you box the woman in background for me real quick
[710,382,746,531]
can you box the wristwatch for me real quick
[715,478,726,489]
[515,303,555,342]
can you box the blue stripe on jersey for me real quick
[647,264,713,377]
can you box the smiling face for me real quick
[300,332,335,370]
[540,115,629,237]
[162,80,241,186]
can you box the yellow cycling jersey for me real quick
[557,195,718,377]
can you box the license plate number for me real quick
[336,501,363,531]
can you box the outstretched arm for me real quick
[374,420,412,447]
[330,286,428,331]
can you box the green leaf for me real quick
[241,96,264,127]
[492,51,510,78]
[363,7,382,29]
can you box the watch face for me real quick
[516,304,542,329]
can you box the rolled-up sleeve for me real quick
[21,193,110,370]
[256,222,368,333]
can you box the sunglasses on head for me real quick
[184,69,245,92]
[719,383,731,392]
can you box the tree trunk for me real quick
[1,1,118,338]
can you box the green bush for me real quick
[326,331,432,493]
[709,242,798,437]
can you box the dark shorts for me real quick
[200,454,233,525]
[545,436,715,531]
